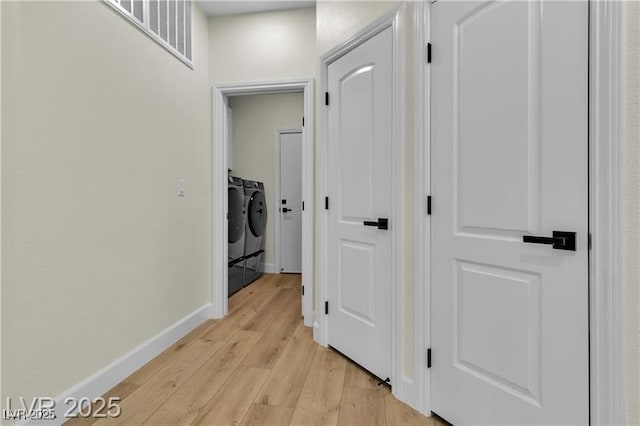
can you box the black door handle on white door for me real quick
[523,231,576,251]
[363,218,389,230]
[282,208,292,213]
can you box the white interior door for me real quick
[430,1,589,424]
[279,131,303,273]
[327,26,393,381]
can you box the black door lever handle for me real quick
[523,231,576,251]
[363,218,389,230]
[282,208,292,213]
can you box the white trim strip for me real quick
[413,0,429,416]
[17,304,213,425]
[260,263,279,274]
[589,1,626,424]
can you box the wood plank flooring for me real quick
[66,274,444,425]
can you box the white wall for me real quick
[229,93,304,267]
[208,7,316,84]
[1,0,211,405]
[624,2,640,424]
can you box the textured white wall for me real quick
[229,93,304,266]
[624,3,640,425]
[316,1,399,56]
[208,7,316,84]
[1,0,212,404]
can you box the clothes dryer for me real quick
[243,179,267,286]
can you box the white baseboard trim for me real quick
[393,374,427,416]
[19,303,213,425]
[312,318,327,347]
[261,262,278,273]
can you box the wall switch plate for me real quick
[177,179,185,197]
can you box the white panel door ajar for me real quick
[430,1,589,425]
[279,131,303,273]
[327,26,393,381]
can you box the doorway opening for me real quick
[212,79,314,327]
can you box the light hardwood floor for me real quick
[66,274,446,425]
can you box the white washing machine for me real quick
[228,175,246,297]
[243,179,267,287]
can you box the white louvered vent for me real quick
[105,0,193,66]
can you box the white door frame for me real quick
[414,0,627,422]
[274,128,303,274]
[587,1,626,423]
[212,79,315,328]
[412,0,429,415]
[317,4,409,401]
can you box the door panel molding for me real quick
[413,0,429,415]
[589,0,626,424]
[318,3,409,407]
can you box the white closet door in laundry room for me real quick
[279,131,303,273]
[327,26,393,381]
[430,1,589,424]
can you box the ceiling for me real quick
[196,0,316,17]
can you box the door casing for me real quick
[317,5,411,404]
[212,79,315,328]
[412,0,627,423]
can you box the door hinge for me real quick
[325,301,329,315]
[325,196,329,210]
[325,92,330,106]
[427,195,432,215]
[427,348,432,368]
[427,43,432,63]
[302,285,305,296]
[302,201,305,211]
[302,116,305,127]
